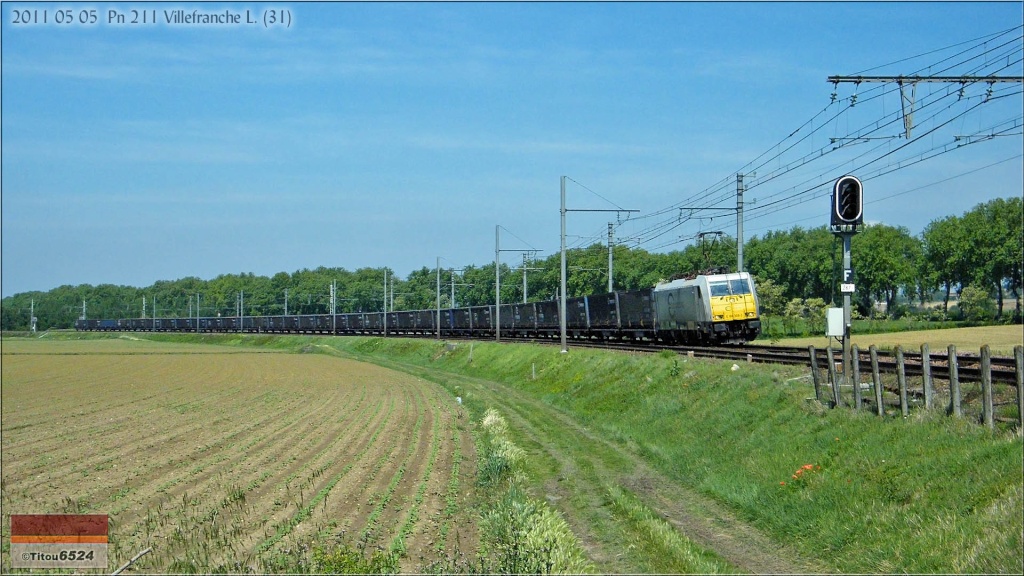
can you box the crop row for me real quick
[1,347,472,573]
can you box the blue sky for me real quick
[2,2,1022,297]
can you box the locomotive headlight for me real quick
[713,314,724,320]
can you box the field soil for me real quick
[0,338,475,573]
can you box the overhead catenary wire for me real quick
[743,86,1005,215]
[850,24,1023,76]
[744,152,1024,234]
[540,27,1021,259]
[616,27,1022,251]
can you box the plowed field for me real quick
[0,339,475,573]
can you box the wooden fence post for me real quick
[827,344,841,408]
[981,345,994,430]
[809,346,822,403]
[852,344,862,410]
[870,345,883,416]
[896,345,909,417]
[948,344,961,417]
[921,343,933,410]
[1016,345,1023,428]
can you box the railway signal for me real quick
[830,174,863,231]
[828,174,863,408]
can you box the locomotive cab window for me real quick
[709,281,730,297]
[730,278,752,295]
[710,278,753,296]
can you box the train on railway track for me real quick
[75,271,761,345]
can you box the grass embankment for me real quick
[328,337,1022,574]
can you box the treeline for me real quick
[2,197,1020,331]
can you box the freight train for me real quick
[75,271,761,345]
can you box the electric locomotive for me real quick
[652,271,760,344]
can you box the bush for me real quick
[480,485,592,574]
[888,304,910,320]
[959,285,996,322]
[474,409,593,574]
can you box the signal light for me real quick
[831,175,863,229]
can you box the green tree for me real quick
[401,266,446,310]
[921,215,966,312]
[746,227,838,303]
[753,277,787,337]
[851,224,922,316]
[963,197,1023,318]
[804,297,828,335]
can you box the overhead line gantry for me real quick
[827,74,1024,138]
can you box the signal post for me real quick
[830,175,863,407]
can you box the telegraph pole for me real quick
[436,257,441,339]
[608,223,615,292]
[560,177,567,352]
[496,225,501,342]
[732,172,755,273]
[519,254,541,303]
[383,269,388,337]
[497,226,538,341]
[736,174,745,273]
[560,176,638,352]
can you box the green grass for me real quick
[605,485,734,573]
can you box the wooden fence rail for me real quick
[808,344,1023,430]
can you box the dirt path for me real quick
[369,356,824,574]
